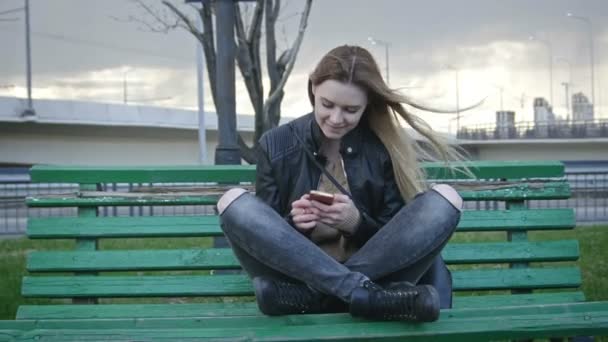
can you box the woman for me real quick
[217,45,464,322]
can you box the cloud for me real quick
[1,0,607,131]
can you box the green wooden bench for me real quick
[1,161,608,341]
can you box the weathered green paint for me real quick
[424,160,565,179]
[456,208,574,231]
[28,248,242,272]
[457,182,570,201]
[6,302,608,331]
[28,215,221,238]
[29,161,564,184]
[4,302,608,341]
[75,184,97,251]
[506,200,529,246]
[505,200,532,296]
[25,182,571,207]
[26,195,220,207]
[29,165,257,183]
[21,267,581,298]
[17,302,263,320]
[443,240,579,264]
[27,208,574,239]
[27,240,579,272]
[73,184,98,305]
[0,330,24,342]
[453,292,585,308]
[451,267,581,290]
[16,292,586,320]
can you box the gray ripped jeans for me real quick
[219,188,461,307]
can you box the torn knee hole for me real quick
[217,188,248,215]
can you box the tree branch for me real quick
[161,1,197,33]
[235,3,263,119]
[247,0,264,43]
[162,1,218,106]
[263,0,312,124]
[265,0,279,90]
[237,134,258,164]
[121,1,181,33]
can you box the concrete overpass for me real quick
[1,96,606,166]
[0,96,258,166]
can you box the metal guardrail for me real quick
[1,171,607,235]
[458,119,608,140]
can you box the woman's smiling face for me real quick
[312,79,368,140]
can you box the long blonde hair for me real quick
[308,45,469,201]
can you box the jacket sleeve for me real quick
[350,154,405,245]
[254,140,296,227]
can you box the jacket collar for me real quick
[304,112,364,158]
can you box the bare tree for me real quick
[133,0,313,163]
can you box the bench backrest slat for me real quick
[21,267,582,298]
[29,161,564,183]
[26,208,575,239]
[27,240,579,272]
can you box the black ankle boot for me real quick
[349,280,440,322]
[253,277,327,315]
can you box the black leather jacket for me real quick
[255,113,405,246]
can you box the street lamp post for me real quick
[213,0,241,165]
[491,84,504,111]
[122,68,134,104]
[194,8,207,164]
[186,0,255,251]
[186,0,255,165]
[567,13,595,115]
[529,35,554,107]
[22,0,35,117]
[556,57,573,121]
[368,37,391,84]
[555,57,573,85]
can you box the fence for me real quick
[1,171,607,235]
[458,119,608,140]
[458,171,608,225]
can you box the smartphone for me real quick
[309,190,335,205]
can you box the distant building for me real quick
[572,92,594,122]
[533,97,555,138]
[533,97,555,124]
[496,111,515,139]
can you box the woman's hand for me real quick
[290,194,319,233]
[310,194,360,232]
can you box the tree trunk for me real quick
[163,0,313,165]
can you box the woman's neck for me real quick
[320,138,341,160]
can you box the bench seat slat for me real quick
[7,302,608,342]
[27,240,580,272]
[16,292,586,320]
[26,209,575,239]
[29,165,257,184]
[8,302,606,330]
[25,182,571,208]
[21,268,581,298]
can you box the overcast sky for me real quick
[1,0,607,132]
